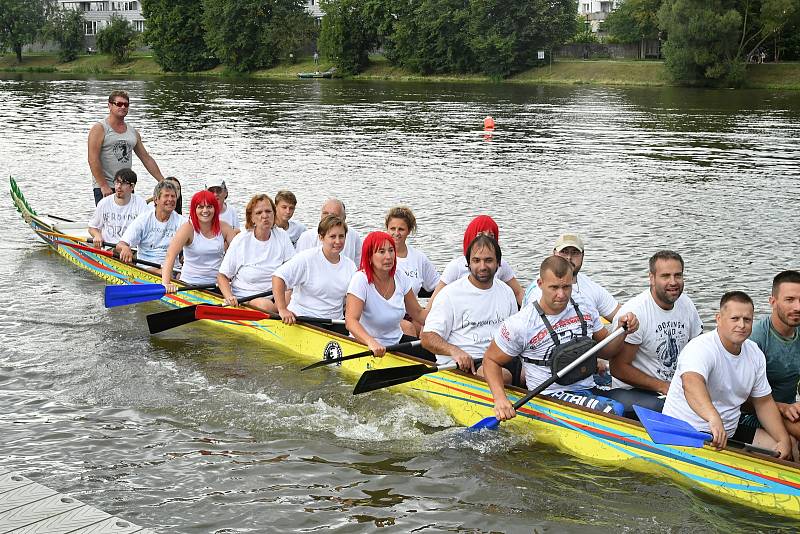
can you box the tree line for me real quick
[1,0,798,86]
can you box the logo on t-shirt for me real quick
[113,140,131,164]
[655,321,689,380]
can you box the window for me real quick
[133,20,144,32]
[85,20,98,35]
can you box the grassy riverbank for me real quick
[2,52,799,89]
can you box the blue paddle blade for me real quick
[469,415,501,432]
[634,405,709,447]
[104,284,167,308]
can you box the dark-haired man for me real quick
[88,90,165,205]
[88,168,148,248]
[662,291,792,459]
[604,250,703,417]
[421,235,517,380]
[483,256,639,420]
[741,270,800,439]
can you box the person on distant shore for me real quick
[429,215,524,307]
[421,234,518,382]
[345,231,433,361]
[274,190,306,246]
[88,168,147,248]
[385,206,439,335]
[116,180,185,271]
[272,215,356,324]
[161,190,237,290]
[662,291,792,459]
[295,198,362,266]
[604,250,703,418]
[207,180,240,231]
[482,256,638,418]
[217,194,295,311]
[739,271,800,440]
[88,90,164,205]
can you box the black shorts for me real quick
[732,422,758,444]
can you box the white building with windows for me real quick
[56,1,145,49]
[577,0,622,33]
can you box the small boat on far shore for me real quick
[297,68,335,79]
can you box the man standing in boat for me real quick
[523,234,619,322]
[421,234,518,382]
[739,271,800,440]
[482,256,639,417]
[116,180,185,271]
[603,250,703,418]
[662,291,793,459]
[88,90,165,205]
[88,168,148,247]
[295,198,362,266]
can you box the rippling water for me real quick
[1,74,799,532]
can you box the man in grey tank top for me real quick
[88,90,165,205]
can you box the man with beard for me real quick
[604,250,703,418]
[523,234,620,322]
[663,292,792,459]
[740,270,800,439]
[421,235,518,382]
[483,256,639,418]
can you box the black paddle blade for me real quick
[147,305,200,334]
[353,364,434,395]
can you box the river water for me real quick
[0,74,799,533]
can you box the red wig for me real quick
[360,231,397,284]
[462,215,499,256]
[189,190,221,235]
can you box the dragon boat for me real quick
[10,176,800,519]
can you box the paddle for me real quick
[469,326,627,431]
[56,240,161,269]
[352,358,467,395]
[633,405,779,457]
[104,283,217,308]
[194,304,345,326]
[301,340,422,371]
[146,290,273,335]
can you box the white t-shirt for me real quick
[88,194,148,243]
[295,226,362,266]
[347,270,413,346]
[397,245,440,296]
[219,204,240,231]
[274,248,356,320]
[523,272,618,318]
[219,228,295,297]
[120,209,186,265]
[423,276,517,365]
[611,290,703,389]
[662,330,771,436]
[494,300,603,394]
[286,220,306,245]
[440,256,515,284]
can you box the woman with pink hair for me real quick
[345,231,433,360]
[162,189,238,291]
[429,215,524,307]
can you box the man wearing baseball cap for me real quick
[88,168,148,248]
[207,180,240,231]
[523,233,620,322]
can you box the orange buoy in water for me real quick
[483,116,495,130]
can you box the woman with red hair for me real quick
[429,215,524,307]
[345,231,433,360]
[162,189,238,291]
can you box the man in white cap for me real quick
[523,233,619,322]
[207,180,240,231]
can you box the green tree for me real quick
[96,15,138,63]
[469,0,576,78]
[47,7,85,63]
[658,0,742,85]
[203,0,312,72]
[143,0,216,72]
[318,0,379,75]
[733,0,797,61]
[0,0,47,63]
[605,0,662,43]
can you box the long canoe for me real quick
[10,176,800,519]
